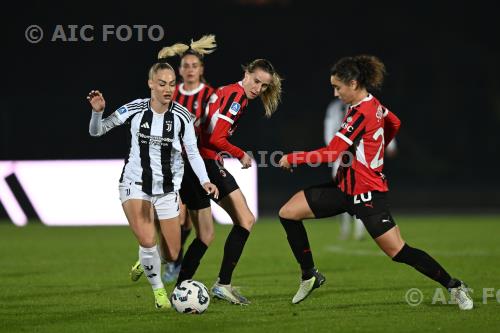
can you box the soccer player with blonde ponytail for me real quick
[157,34,216,59]
[129,35,218,284]
[88,59,218,310]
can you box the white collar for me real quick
[350,94,373,108]
[238,81,243,87]
[178,83,205,96]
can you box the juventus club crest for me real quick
[165,120,172,132]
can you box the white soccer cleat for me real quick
[292,269,326,304]
[211,279,250,305]
[449,281,473,310]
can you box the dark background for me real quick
[3,0,500,216]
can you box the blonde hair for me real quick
[244,59,282,118]
[148,62,174,80]
[157,34,217,60]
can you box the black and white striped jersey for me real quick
[89,98,210,196]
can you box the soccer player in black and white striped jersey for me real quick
[127,36,218,284]
[87,60,218,310]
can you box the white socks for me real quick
[139,245,164,290]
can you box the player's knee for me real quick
[139,237,156,249]
[380,240,405,258]
[279,204,299,220]
[239,214,255,231]
[391,243,412,262]
[278,204,304,221]
[199,230,215,246]
[385,247,403,259]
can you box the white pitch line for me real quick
[325,245,497,257]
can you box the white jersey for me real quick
[89,98,209,196]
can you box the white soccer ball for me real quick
[171,280,210,314]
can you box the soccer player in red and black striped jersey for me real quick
[162,43,216,282]
[278,55,473,310]
[176,59,282,305]
[172,58,215,124]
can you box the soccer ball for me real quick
[171,280,210,314]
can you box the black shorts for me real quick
[179,158,239,210]
[303,182,396,238]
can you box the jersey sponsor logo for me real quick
[340,121,354,133]
[140,122,150,129]
[117,106,127,114]
[165,120,172,132]
[137,132,173,146]
[229,102,241,115]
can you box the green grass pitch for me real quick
[1,216,499,333]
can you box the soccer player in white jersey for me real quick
[324,99,397,240]
[128,35,217,284]
[87,61,218,310]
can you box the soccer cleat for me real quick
[292,269,326,304]
[153,287,171,309]
[449,281,473,310]
[130,260,144,282]
[161,262,181,284]
[211,279,250,305]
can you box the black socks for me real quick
[218,225,250,285]
[176,237,207,285]
[279,217,315,278]
[392,243,458,288]
[175,227,192,266]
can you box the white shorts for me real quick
[119,181,180,220]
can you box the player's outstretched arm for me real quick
[87,90,105,112]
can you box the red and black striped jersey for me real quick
[287,94,401,195]
[172,83,215,121]
[198,81,249,161]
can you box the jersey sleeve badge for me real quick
[229,102,241,115]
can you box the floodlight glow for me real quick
[6,159,258,226]
[210,158,258,224]
[15,160,126,226]
[0,162,28,226]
